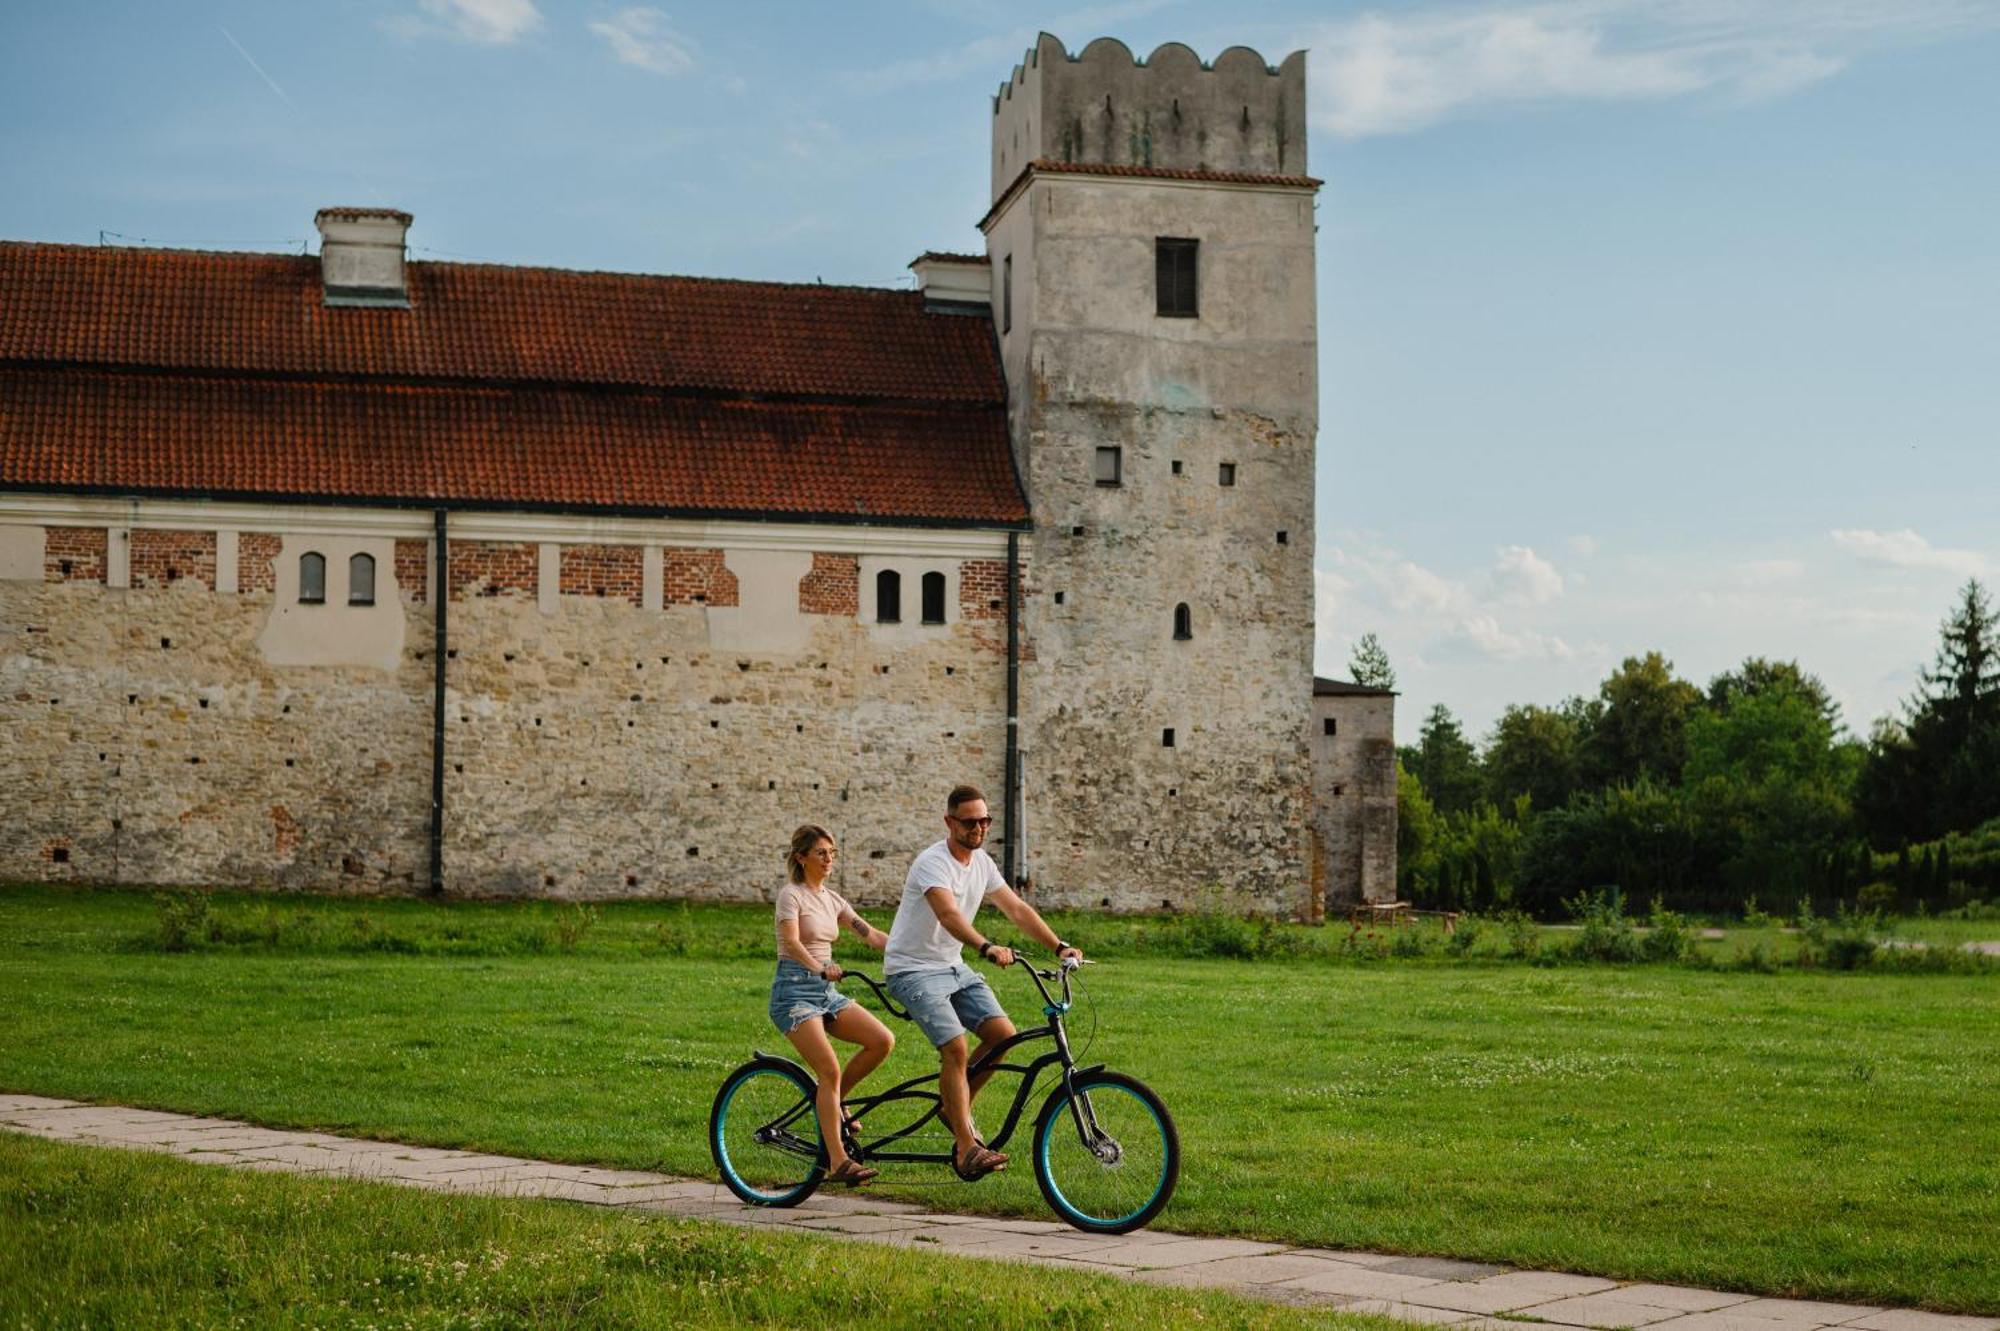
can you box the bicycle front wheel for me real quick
[1032,1070,1179,1234]
[709,1057,824,1206]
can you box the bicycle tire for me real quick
[709,1057,824,1207]
[1032,1069,1179,1234]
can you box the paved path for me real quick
[5,1093,1993,1331]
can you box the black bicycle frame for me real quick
[750,959,1108,1167]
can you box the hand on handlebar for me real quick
[986,945,1016,968]
[821,963,846,982]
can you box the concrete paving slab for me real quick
[1295,1249,1422,1269]
[1402,1282,1571,1315]
[0,1095,80,1112]
[1084,1236,1289,1269]
[1843,1313,2000,1331]
[1472,1272,1624,1300]
[786,1213,929,1235]
[1384,1257,1515,1281]
[1655,1311,1857,1331]
[1728,1302,1890,1324]
[1129,1253,1348,1288]
[1527,1293,1693,1327]
[1276,1265,1451,1299]
[971,1231,1143,1261]
[1341,1299,1479,1325]
[1616,1286,1761,1313]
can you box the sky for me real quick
[3,0,1997,744]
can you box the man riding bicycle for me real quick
[883,784,1084,1179]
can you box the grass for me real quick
[2,885,1997,1313]
[0,1133,1390,1330]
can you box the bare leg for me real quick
[936,1035,978,1156]
[826,1004,895,1102]
[783,1018,852,1171]
[966,1013,1016,1100]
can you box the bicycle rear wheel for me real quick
[710,1057,824,1206]
[1032,1070,1179,1234]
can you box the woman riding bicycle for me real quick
[769,823,896,1187]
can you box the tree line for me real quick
[1369,580,2000,918]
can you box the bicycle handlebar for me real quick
[838,948,1088,1023]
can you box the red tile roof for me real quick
[0,241,1024,524]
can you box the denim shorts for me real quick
[768,959,853,1035]
[884,964,1007,1048]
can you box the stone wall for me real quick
[0,503,1015,907]
[990,170,1320,915]
[1311,693,1398,910]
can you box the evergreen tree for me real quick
[1349,632,1396,691]
[1412,703,1483,817]
[1859,579,2000,843]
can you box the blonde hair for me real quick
[786,823,835,884]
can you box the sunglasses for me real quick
[950,815,993,829]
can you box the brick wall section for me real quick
[798,553,859,615]
[559,544,642,604]
[394,539,428,604]
[239,533,281,594]
[44,527,106,583]
[662,547,738,607]
[959,558,1008,621]
[448,541,537,600]
[130,529,216,590]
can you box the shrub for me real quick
[554,903,601,953]
[1497,910,1541,960]
[1446,915,1484,957]
[1640,898,1695,963]
[1855,881,1898,915]
[1563,888,1642,963]
[152,891,212,952]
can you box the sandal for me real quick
[952,1139,1008,1180]
[826,1158,878,1187]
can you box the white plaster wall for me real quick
[706,548,813,655]
[0,524,42,581]
[256,535,406,672]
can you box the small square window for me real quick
[1276,531,1288,545]
[1054,591,1065,605]
[1094,446,1122,486]
[1171,460,1183,476]
[1218,463,1236,487]
[1323,717,1337,736]
[1161,727,1176,748]
[1071,525,1085,537]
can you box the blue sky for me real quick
[4,1,1997,743]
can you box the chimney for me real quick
[315,208,413,307]
[909,252,993,316]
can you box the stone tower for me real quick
[982,35,1319,912]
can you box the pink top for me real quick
[774,881,851,968]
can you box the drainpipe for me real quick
[1003,530,1021,885]
[429,508,447,894]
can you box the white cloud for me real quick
[1302,1,2000,137]
[589,8,695,75]
[1830,528,1990,577]
[845,0,1176,92]
[1568,534,1600,558]
[1430,614,1577,664]
[413,0,540,43]
[1489,544,1564,605]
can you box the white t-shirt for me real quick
[883,839,1007,975]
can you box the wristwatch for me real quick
[977,940,997,960]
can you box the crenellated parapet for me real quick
[990,32,1307,200]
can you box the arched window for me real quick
[348,553,376,606]
[1173,602,1192,640]
[299,552,326,605]
[876,569,901,624]
[921,571,946,625]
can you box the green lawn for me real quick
[0,1133,1387,1330]
[3,885,1997,1313]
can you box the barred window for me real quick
[1156,238,1198,317]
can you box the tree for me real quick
[1349,632,1396,691]
[1409,703,1483,817]
[1581,652,1701,789]
[1859,579,2000,843]
[1483,703,1582,813]
[1396,761,1438,901]
[1706,657,1840,731]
